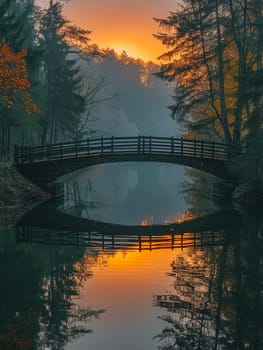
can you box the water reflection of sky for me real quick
[63,162,188,225]
[66,248,181,350]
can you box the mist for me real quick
[62,52,188,225]
[77,51,184,137]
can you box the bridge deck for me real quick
[15,136,231,163]
[14,136,235,188]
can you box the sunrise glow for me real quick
[81,248,182,300]
[36,0,180,62]
[59,0,179,62]
[109,42,154,62]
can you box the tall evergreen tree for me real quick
[40,0,85,144]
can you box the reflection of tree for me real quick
[0,310,40,350]
[220,220,263,350]
[0,232,105,350]
[154,314,214,350]
[63,175,104,219]
[0,231,42,349]
[182,169,217,216]
[38,245,105,350]
[154,249,221,349]
[154,218,263,349]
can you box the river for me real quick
[0,162,262,350]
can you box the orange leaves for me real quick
[0,43,29,97]
[0,42,41,114]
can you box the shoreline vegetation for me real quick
[0,162,50,228]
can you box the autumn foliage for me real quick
[0,42,40,114]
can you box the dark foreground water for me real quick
[0,164,262,350]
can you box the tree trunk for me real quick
[215,0,233,146]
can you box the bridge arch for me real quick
[14,136,234,189]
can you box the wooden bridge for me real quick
[14,136,234,189]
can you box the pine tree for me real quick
[40,0,85,144]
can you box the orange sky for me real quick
[39,0,180,62]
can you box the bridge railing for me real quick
[14,136,232,164]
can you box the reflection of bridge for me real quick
[14,136,234,188]
[16,203,241,236]
[15,203,240,251]
[16,228,235,252]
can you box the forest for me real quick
[154,0,263,198]
[0,0,173,154]
[1,0,263,199]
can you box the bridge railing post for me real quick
[111,136,114,153]
[47,144,50,161]
[75,141,78,158]
[212,141,215,159]
[171,137,174,155]
[137,135,141,154]
[149,136,152,155]
[194,139,196,157]
[180,137,183,155]
[29,146,33,163]
[60,143,63,159]
[101,136,104,154]
[23,146,28,163]
[201,140,204,158]
[25,146,28,163]
[14,145,18,164]
[21,145,25,163]
[142,136,145,154]
[87,139,90,155]
[171,234,174,250]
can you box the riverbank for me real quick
[0,163,50,227]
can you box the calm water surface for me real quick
[0,163,262,350]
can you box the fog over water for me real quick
[61,55,188,225]
[63,162,187,225]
